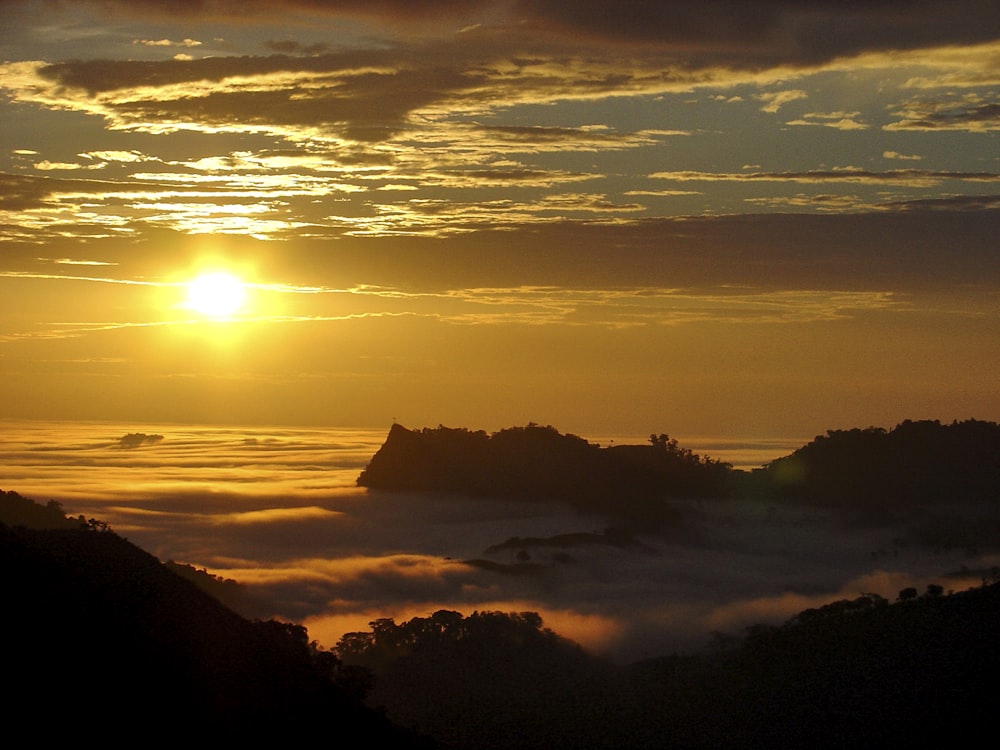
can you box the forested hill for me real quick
[356,423,732,524]
[358,420,1000,516]
[0,491,430,745]
[759,418,1000,509]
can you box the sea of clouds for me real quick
[1,421,988,662]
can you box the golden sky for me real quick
[1,0,998,438]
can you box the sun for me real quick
[184,271,248,318]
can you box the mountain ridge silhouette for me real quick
[356,419,1000,529]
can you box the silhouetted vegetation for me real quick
[760,418,1000,510]
[0,488,118,531]
[0,489,83,529]
[357,423,732,528]
[336,586,1000,750]
[336,609,624,750]
[359,420,1000,536]
[626,579,1000,749]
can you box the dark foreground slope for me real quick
[0,491,429,744]
[622,583,1000,749]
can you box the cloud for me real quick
[134,38,202,48]
[45,258,118,266]
[88,1,974,72]
[68,0,492,25]
[877,194,1000,213]
[5,422,998,657]
[7,30,989,158]
[33,160,100,171]
[24,0,1000,66]
[785,111,869,130]
[9,49,686,152]
[0,168,351,241]
[510,1,1000,65]
[430,286,899,327]
[239,492,994,659]
[85,150,152,163]
[886,94,1000,132]
[6,208,994,296]
[625,189,702,197]
[13,54,472,142]
[0,172,124,212]
[214,506,346,525]
[0,259,905,341]
[461,123,681,152]
[744,193,872,212]
[1,18,995,245]
[757,89,807,113]
[264,39,332,56]
[649,168,1000,187]
[325,193,646,236]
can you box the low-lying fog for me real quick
[2,422,990,662]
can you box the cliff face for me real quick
[357,422,488,493]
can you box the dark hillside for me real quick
[337,585,1000,750]
[624,581,1000,749]
[761,419,1000,510]
[336,609,627,750]
[0,493,430,744]
[0,489,83,529]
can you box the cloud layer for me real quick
[2,422,991,662]
[2,0,997,244]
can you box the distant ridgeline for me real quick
[358,420,1000,519]
[762,418,1000,509]
[357,423,733,525]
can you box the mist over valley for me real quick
[3,419,994,662]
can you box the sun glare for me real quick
[184,271,248,318]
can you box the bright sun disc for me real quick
[185,272,247,318]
